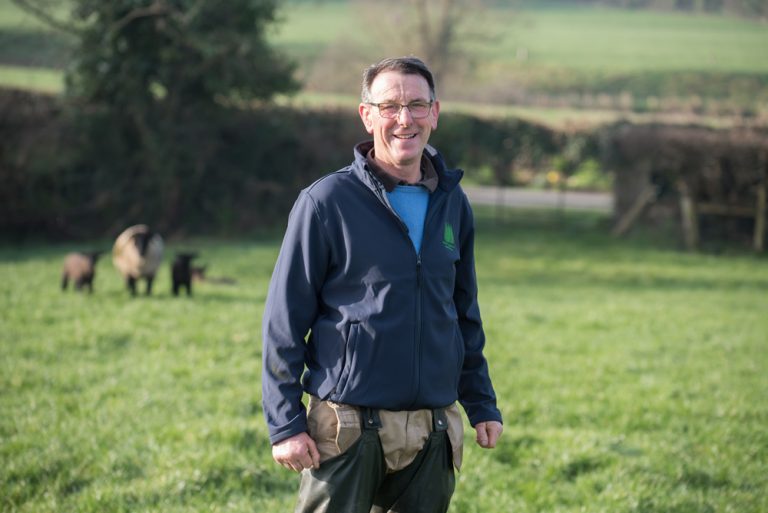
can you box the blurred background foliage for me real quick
[0,0,767,240]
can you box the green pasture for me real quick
[1,0,767,120]
[271,0,768,111]
[484,6,768,73]
[2,209,766,512]
[272,1,768,74]
[277,91,744,129]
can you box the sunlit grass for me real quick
[2,210,766,512]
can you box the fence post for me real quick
[755,183,766,252]
[678,180,699,251]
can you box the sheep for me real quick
[112,225,164,296]
[61,251,102,293]
[171,252,198,296]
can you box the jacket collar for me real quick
[365,148,438,193]
[352,141,463,193]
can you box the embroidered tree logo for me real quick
[442,223,456,251]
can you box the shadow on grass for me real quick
[496,268,768,293]
[476,206,768,258]
[474,208,768,291]
[84,289,262,304]
[492,433,542,467]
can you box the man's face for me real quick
[359,71,440,171]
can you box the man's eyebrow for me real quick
[374,97,430,104]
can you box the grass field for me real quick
[0,65,63,93]
[270,1,768,74]
[271,0,768,112]
[1,0,767,123]
[2,209,767,512]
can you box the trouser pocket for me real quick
[306,395,362,463]
[445,403,464,471]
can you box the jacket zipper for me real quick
[367,180,424,404]
[411,189,451,407]
[413,253,423,408]
[365,170,450,408]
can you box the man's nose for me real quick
[397,105,414,125]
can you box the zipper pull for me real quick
[416,255,422,286]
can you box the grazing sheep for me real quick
[61,251,102,293]
[171,252,198,296]
[112,225,164,296]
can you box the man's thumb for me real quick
[476,424,489,447]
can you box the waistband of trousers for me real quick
[360,406,449,432]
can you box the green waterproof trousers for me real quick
[295,408,455,513]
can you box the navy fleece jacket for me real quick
[262,141,502,444]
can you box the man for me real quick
[262,56,503,512]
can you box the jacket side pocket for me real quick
[334,322,360,397]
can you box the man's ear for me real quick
[359,103,374,134]
[430,99,440,130]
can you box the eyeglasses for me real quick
[367,101,433,119]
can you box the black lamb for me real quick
[172,252,198,296]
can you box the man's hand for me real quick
[474,421,503,449]
[272,432,321,472]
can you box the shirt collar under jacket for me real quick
[365,148,439,193]
[353,140,464,195]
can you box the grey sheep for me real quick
[61,251,102,293]
[112,225,164,296]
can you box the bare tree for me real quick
[356,0,495,89]
[410,0,461,83]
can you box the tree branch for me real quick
[110,1,176,35]
[181,0,208,27]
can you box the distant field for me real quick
[485,7,768,73]
[271,2,768,74]
[0,65,63,93]
[0,0,63,29]
[277,90,750,129]
[2,209,767,512]
[1,0,767,120]
[271,0,768,112]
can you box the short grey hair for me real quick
[361,57,436,103]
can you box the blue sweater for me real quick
[387,185,429,253]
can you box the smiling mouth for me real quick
[393,134,417,140]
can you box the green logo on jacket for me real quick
[442,223,456,251]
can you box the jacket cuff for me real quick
[467,408,503,428]
[268,414,308,445]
